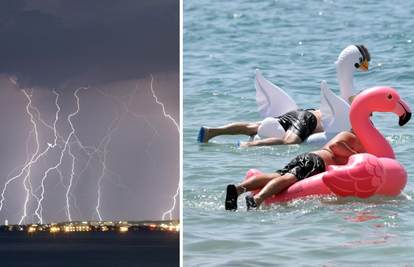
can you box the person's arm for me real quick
[328,140,357,157]
[239,133,302,148]
[239,138,288,148]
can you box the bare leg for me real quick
[225,172,280,211]
[239,130,302,148]
[235,173,281,196]
[253,173,298,206]
[199,122,261,143]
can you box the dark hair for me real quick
[355,45,371,62]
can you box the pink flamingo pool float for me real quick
[246,86,411,204]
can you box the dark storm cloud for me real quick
[0,0,179,89]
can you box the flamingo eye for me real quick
[387,94,393,100]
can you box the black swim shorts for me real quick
[276,109,317,141]
[275,153,325,181]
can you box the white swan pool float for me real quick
[250,45,369,145]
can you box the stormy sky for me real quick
[0,0,179,224]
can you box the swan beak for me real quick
[396,100,412,126]
[359,59,369,71]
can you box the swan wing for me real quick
[319,80,352,133]
[255,69,297,119]
[322,153,386,198]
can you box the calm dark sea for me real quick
[0,231,179,266]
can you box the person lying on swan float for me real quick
[225,86,411,210]
[197,45,370,147]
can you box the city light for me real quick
[50,227,60,233]
[0,220,179,234]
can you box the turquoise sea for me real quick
[183,0,414,266]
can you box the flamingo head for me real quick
[351,86,412,126]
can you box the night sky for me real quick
[0,1,179,224]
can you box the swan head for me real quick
[351,86,412,126]
[337,45,370,72]
[337,45,370,104]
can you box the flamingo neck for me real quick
[337,64,357,104]
[350,111,396,159]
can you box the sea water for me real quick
[183,0,414,266]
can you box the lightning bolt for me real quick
[0,75,179,224]
[0,88,55,224]
[148,75,181,221]
[150,74,180,132]
[92,81,170,220]
[64,87,89,221]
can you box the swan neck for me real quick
[337,64,356,104]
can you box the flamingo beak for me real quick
[359,59,369,71]
[396,100,411,126]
